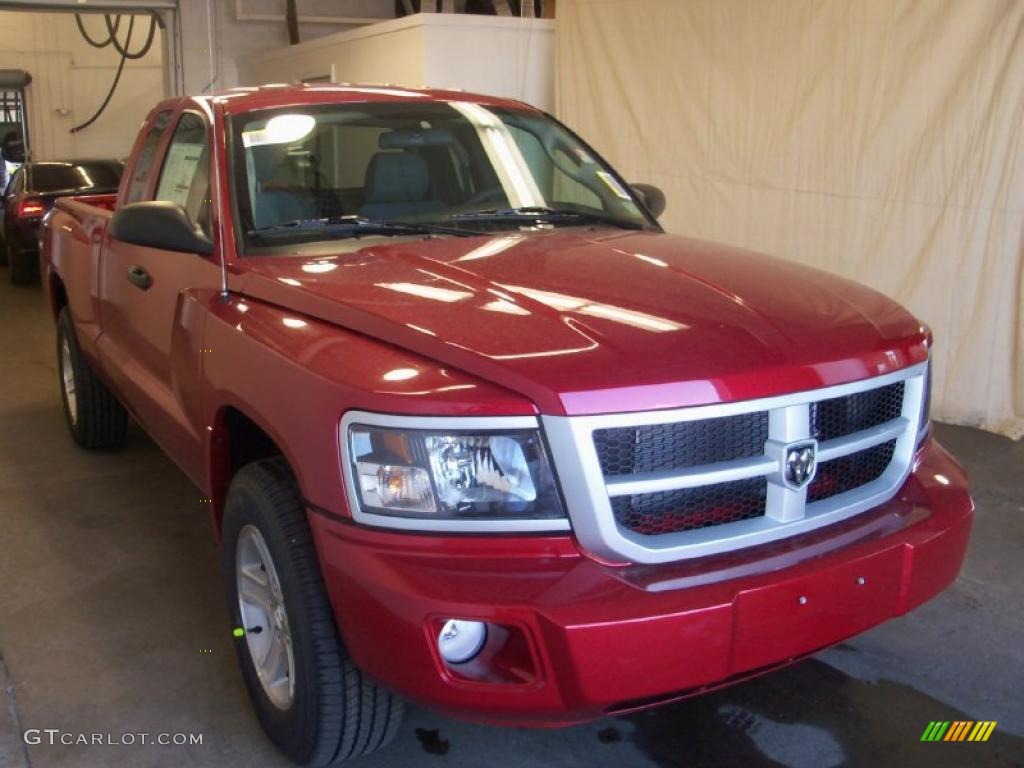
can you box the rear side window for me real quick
[125,110,172,203]
[154,113,211,236]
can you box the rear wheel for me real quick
[222,458,404,766]
[8,245,33,285]
[56,307,128,449]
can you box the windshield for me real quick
[29,161,123,193]
[230,101,653,250]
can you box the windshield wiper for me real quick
[248,215,477,241]
[448,206,645,230]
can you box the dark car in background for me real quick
[1,159,123,284]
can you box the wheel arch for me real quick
[48,271,68,320]
[208,403,304,540]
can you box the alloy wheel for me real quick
[236,524,296,710]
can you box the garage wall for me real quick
[556,0,1024,438]
[177,0,397,95]
[238,14,556,112]
[422,15,554,111]
[0,2,399,160]
[0,11,163,161]
[237,15,428,93]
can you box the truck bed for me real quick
[43,195,118,352]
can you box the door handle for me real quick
[127,265,152,291]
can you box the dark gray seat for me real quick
[253,189,316,230]
[250,147,319,229]
[359,152,444,221]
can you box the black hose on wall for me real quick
[75,13,121,48]
[70,13,158,134]
[104,13,158,60]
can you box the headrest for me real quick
[378,128,456,150]
[250,145,282,180]
[364,152,430,203]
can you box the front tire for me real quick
[56,307,128,449]
[222,458,404,766]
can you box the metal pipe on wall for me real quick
[0,1,175,9]
[233,0,384,27]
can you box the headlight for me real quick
[342,413,568,532]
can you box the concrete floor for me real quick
[0,275,1021,768]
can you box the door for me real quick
[98,109,222,483]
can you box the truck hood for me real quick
[231,229,928,415]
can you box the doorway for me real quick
[0,77,28,189]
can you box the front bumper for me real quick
[310,437,972,726]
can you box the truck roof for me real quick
[153,83,539,118]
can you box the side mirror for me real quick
[109,201,214,256]
[630,183,666,220]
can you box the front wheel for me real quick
[222,458,404,766]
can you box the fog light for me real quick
[437,619,487,664]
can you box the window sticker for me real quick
[243,114,316,148]
[156,141,204,207]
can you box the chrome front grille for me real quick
[542,363,927,564]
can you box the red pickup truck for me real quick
[42,85,973,766]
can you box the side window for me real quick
[551,149,603,210]
[154,113,211,236]
[507,126,552,195]
[126,110,172,203]
[507,126,603,210]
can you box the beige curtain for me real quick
[556,0,1024,439]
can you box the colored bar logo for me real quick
[921,721,997,742]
